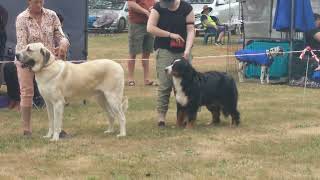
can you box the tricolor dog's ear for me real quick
[27,46,31,52]
[40,48,51,65]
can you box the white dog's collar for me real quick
[42,59,56,69]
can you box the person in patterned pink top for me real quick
[16,0,69,136]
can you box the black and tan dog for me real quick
[165,58,240,128]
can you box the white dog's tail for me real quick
[122,96,128,112]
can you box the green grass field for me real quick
[1,34,320,180]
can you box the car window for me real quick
[216,0,226,6]
[124,3,128,12]
[216,0,238,5]
[189,0,214,4]
[89,0,126,10]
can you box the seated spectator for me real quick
[201,5,225,45]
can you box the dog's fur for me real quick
[165,58,240,128]
[16,43,127,141]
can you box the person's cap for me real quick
[160,0,175,8]
[201,5,212,14]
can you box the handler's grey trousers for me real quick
[155,48,192,114]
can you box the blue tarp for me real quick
[235,49,272,65]
[273,0,315,32]
[312,71,320,80]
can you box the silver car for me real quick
[88,0,128,32]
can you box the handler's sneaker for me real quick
[157,112,166,128]
[23,130,32,137]
[214,41,223,46]
[266,46,284,58]
[158,121,165,128]
[33,96,46,109]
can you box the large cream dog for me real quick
[16,43,127,141]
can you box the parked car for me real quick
[88,0,128,32]
[189,0,241,36]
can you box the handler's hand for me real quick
[144,9,150,17]
[183,51,190,60]
[170,33,185,44]
[54,43,68,60]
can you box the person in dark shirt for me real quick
[0,5,8,60]
[306,13,320,71]
[147,0,195,127]
[306,14,320,51]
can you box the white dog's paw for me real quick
[43,131,53,138]
[43,134,52,139]
[50,133,60,142]
[50,137,59,142]
[266,79,270,84]
[104,130,114,134]
[117,133,126,138]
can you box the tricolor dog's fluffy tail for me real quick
[222,77,240,125]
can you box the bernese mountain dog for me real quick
[165,58,240,128]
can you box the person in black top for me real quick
[147,0,195,127]
[306,13,320,71]
[0,5,8,60]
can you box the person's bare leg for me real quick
[128,54,136,83]
[16,65,34,136]
[21,106,32,135]
[217,31,225,42]
[142,52,151,84]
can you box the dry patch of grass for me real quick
[0,34,320,179]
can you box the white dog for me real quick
[237,46,284,84]
[16,43,127,141]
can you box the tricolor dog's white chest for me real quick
[173,77,188,106]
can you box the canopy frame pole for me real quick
[289,0,295,81]
[269,0,274,38]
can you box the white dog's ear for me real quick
[40,48,51,65]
